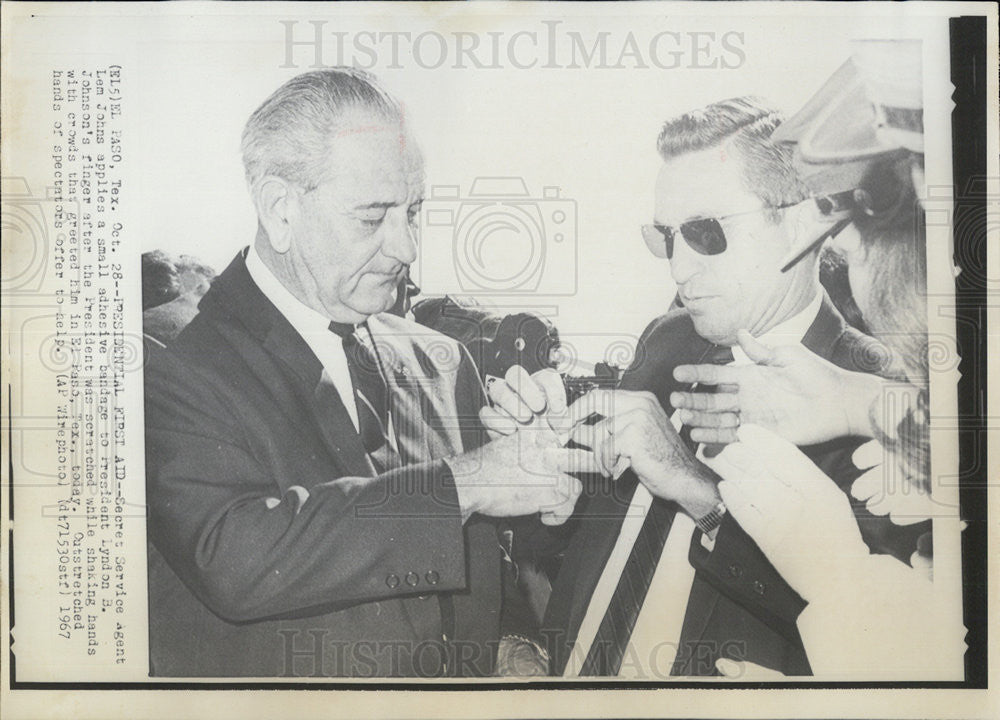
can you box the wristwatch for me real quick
[694,501,727,534]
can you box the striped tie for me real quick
[580,343,733,676]
[329,320,398,472]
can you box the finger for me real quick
[670,390,740,412]
[605,407,655,437]
[677,408,740,429]
[852,439,884,470]
[863,495,891,518]
[569,418,613,477]
[539,476,582,524]
[849,465,883,501]
[569,422,600,451]
[736,329,777,365]
[569,389,663,426]
[478,406,519,436]
[594,423,618,478]
[545,447,603,476]
[708,443,760,485]
[611,455,631,480]
[488,376,533,423]
[540,504,576,526]
[566,389,609,428]
[887,494,938,526]
[505,365,547,414]
[673,363,737,386]
[532,368,568,415]
[689,427,738,445]
[710,437,778,488]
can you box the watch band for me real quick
[695,501,727,534]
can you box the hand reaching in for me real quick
[671,330,884,446]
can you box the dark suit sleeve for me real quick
[144,351,469,624]
[688,517,807,637]
[629,312,811,636]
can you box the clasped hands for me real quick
[468,367,718,523]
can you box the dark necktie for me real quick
[580,343,734,676]
[329,320,396,471]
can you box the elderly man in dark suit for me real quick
[143,69,591,678]
[526,97,926,678]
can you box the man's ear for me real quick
[788,198,841,242]
[254,175,295,254]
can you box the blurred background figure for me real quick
[769,38,933,514]
[142,250,216,345]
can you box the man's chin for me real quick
[346,289,397,319]
[689,317,736,347]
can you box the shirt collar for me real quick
[245,245,336,341]
[731,290,823,363]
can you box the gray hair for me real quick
[656,96,810,212]
[240,68,402,192]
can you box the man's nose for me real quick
[668,234,702,287]
[381,213,418,265]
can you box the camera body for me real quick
[418,177,577,296]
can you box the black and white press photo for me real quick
[2,3,996,719]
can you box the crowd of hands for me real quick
[447,328,930,604]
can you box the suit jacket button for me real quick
[386,574,400,589]
[753,580,767,595]
[405,572,420,587]
[728,564,743,579]
[425,570,440,585]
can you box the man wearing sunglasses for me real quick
[540,96,912,678]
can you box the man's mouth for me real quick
[682,293,718,304]
[368,266,406,282]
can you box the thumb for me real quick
[736,329,776,365]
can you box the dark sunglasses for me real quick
[641,202,802,259]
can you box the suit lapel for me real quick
[367,316,465,464]
[208,250,374,480]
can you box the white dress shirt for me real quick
[565,292,823,678]
[245,246,360,432]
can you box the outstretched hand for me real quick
[671,330,883,446]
